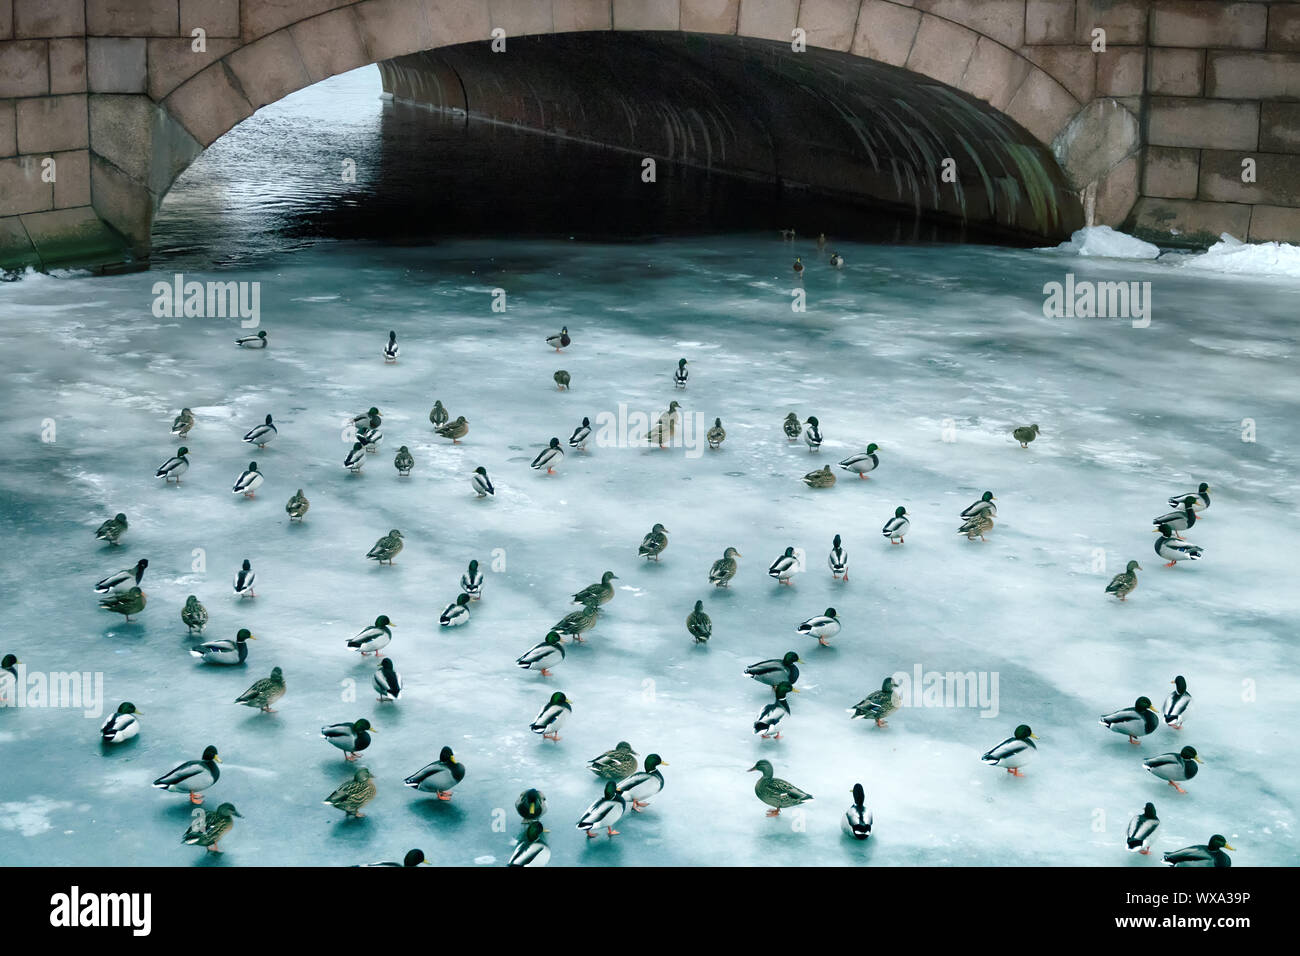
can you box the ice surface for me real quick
[0,70,1296,868]
[1044,226,1161,260]
[1173,233,1300,278]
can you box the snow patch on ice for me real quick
[0,796,72,836]
[1043,226,1160,259]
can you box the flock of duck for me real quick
[2,266,1233,867]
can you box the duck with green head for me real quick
[1143,745,1202,794]
[190,627,255,665]
[530,691,571,742]
[321,718,375,761]
[1163,834,1233,867]
[516,631,565,677]
[508,822,551,866]
[440,593,472,627]
[674,358,689,389]
[1100,696,1159,744]
[981,724,1038,776]
[754,682,799,738]
[838,443,880,478]
[403,745,465,800]
[348,614,394,657]
[577,780,625,838]
[1162,676,1191,729]
[100,701,141,744]
[617,753,668,810]
[156,446,189,483]
[153,745,221,803]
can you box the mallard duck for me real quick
[357,416,383,453]
[1144,745,1201,793]
[1163,676,1191,729]
[783,412,802,441]
[748,760,812,817]
[471,466,495,497]
[1154,524,1203,566]
[1013,423,1040,447]
[383,330,399,362]
[617,754,667,811]
[440,593,471,627]
[367,529,404,565]
[95,558,147,593]
[95,512,128,545]
[322,718,375,761]
[182,802,242,852]
[882,506,909,544]
[242,414,277,448]
[638,523,670,561]
[153,745,220,803]
[393,445,414,477]
[508,822,550,866]
[568,417,592,452]
[981,724,1038,776]
[232,461,263,497]
[100,587,145,621]
[793,257,804,277]
[0,654,16,705]
[324,767,376,817]
[768,546,800,585]
[842,783,872,840]
[706,417,725,449]
[1168,482,1211,513]
[587,742,638,781]
[780,228,795,241]
[517,631,565,676]
[373,657,402,701]
[1100,696,1160,744]
[850,677,901,727]
[673,358,689,389]
[530,691,571,741]
[1126,803,1160,854]
[516,788,547,821]
[234,666,284,712]
[797,608,840,646]
[461,560,485,599]
[552,601,598,642]
[803,416,822,451]
[0,654,15,705]
[233,559,256,598]
[958,512,994,541]
[572,570,617,606]
[286,488,309,521]
[435,416,469,444]
[546,326,571,351]
[754,682,798,738]
[100,701,141,744]
[1163,834,1233,867]
[156,446,189,483]
[577,780,626,838]
[817,232,827,250]
[961,491,996,518]
[553,370,571,390]
[531,437,563,473]
[404,746,465,800]
[709,547,741,587]
[802,464,835,488]
[236,330,268,348]
[1153,497,1199,537]
[350,407,381,432]
[354,619,393,658]
[361,849,428,867]
[839,444,879,478]
[827,534,848,580]
[1105,560,1141,600]
[191,628,255,665]
[429,401,448,426]
[829,251,844,268]
[171,408,195,437]
[745,651,800,687]
[686,600,712,643]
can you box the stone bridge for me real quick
[2,0,1299,270]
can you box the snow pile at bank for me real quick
[1173,233,1300,278]
[1044,226,1161,260]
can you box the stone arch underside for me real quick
[87,2,1094,261]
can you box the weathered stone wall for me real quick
[2,0,1299,270]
